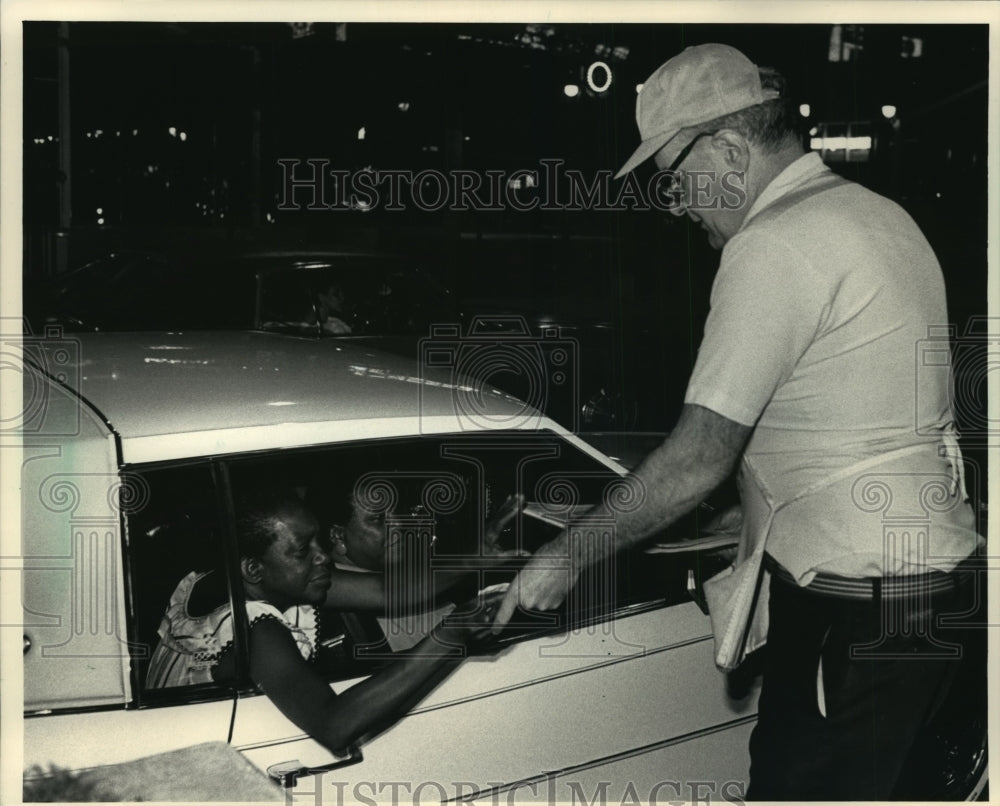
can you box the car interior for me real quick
[125,434,734,702]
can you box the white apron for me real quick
[702,428,966,671]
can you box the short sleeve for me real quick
[246,600,318,661]
[684,229,828,426]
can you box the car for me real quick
[23,247,456,343]
[24,240,682,434]
[23,246,627,432]
[15,329,987,802]
[440,237,691,434]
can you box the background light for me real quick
[810,136,872,151]
[799,104,811,117]
[881,104,897,119]
[563,84,580,98]
[586,61,612,93]
[635,83,643,94]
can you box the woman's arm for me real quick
[321,569,391,611]
[248,613,479,755]
[323,494,526,613]
[321,568,454,612]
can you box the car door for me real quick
[231,558,756,802]
[220,432,757,798]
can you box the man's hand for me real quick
[491,534,577,632]
[490,406,751,633]
[703,503,743,535]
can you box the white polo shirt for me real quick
[685,153,979,581]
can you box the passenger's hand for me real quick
[463,587,510,639]
[433,588,509,647]
[491,536,577,633]
[483,493,527,557]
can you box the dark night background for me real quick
[21,21,990,472]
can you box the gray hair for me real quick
[697,67,801,152]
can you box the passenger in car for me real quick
[146,490,497,755]
[315,281,353,334]
[323,489,524,651]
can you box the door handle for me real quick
[687,568,709,615]
[266,745,364,788]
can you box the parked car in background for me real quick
[16,329,986,802]
[24,236,693,434]
[24,247,456,341]
[440,236,692,433]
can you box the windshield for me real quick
[255,258,449,338]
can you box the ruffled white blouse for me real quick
[145,571,318,689]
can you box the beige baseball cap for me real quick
[614,43,779,179]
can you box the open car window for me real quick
[220,432,733,680]
[124,463,236,702]
[123,434,736,699]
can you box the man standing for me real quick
[493,43,981,799]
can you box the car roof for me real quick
[37,248,405,286]
[227,249,396,262]
[34,331,544,464]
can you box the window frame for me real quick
[122,457,246,709]
[122,431,731,705]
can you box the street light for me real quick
[585,61,612,94]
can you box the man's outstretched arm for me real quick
[492,403,752,630]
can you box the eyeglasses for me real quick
[655,130,717,216]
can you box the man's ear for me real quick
[241,556,263,584]
[712,129,751,171]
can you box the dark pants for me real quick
[746,570,975,801]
